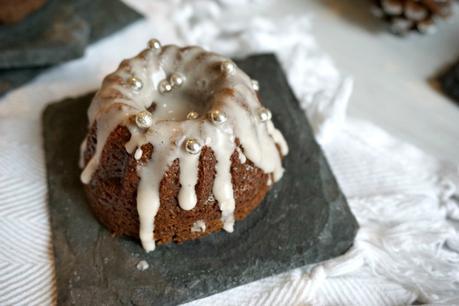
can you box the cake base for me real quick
[43,54,358,306]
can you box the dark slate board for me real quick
[43,54,358,306]
[0,8,90,69]
[438,57,459,105]
[0,0,59,45]
[0,0,142,96]
[68,0,143,44]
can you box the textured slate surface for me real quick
[0,0,58,45]
[0,0,142,96]
[43,54,358,306]
[438,57,459,105]
[69,0,143,43]
[0,9,90,69]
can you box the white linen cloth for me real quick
[1,0,458,305]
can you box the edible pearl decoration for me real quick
[258,107,272,122]
[220,60,236,75]
[127,77,143,91]
[147,38,161,50]
[135,111,153,129]
[251,80,260,91]
[158,79,172,94]
[209,110,227,125]
[185,138,202,155]
[170,73,185,88]
[186,111,199,120]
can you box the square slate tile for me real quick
[0,0,142,97]
[43,54,358,306]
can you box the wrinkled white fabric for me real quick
[0,0,458,305]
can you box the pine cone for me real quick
[371,0,453,35]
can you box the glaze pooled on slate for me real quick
[43,54,358,306]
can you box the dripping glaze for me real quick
[80,40,288,252]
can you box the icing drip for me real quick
[80,43,288,252]
[207,124,237,232]
[178,153,200,210]
[267,121,289,156]
[137,144,177,252]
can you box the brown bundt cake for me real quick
[80,40,288,252]
[0,0,47,24]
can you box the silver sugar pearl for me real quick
[186,111,199,120]
[220,60,236,75]
[147,38,161,50]
[127,77,143,91]
[158,79,172,94]
[251,79,260,91]
[170,73,185,88]
[209,110,227,125]
[135,111,153,129]
[185,138,202,155]
[258,107,272,122]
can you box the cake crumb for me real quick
[191,220,206,233]
[136,260,149,271]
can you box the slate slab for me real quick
[68,0,144,44]
[0,8,90,69]
[0,0,58,45]
[0,0,142,97]
[43,54,358,306]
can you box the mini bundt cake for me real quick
[80,40,288,252]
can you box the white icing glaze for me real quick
[191,220,206,233]
[80,43,288,252]
[178,153,200,210]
